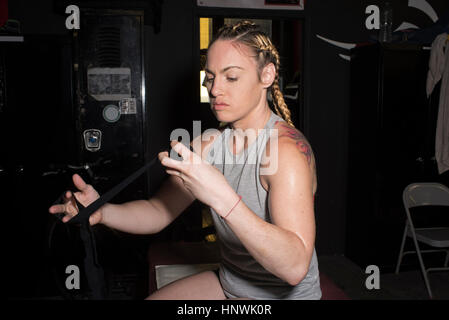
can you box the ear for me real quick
[260,63,276,88]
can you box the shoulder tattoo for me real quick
[275,121,313,165]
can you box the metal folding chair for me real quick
[395,183,449,298]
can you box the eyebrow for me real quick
[204,66,244,75]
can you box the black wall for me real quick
[6,0,449,259]
[306,0,448,254]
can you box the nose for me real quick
[209,77,222,98]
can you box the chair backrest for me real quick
[403,183,449,209]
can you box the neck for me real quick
[228,100,272,153]
[230,101,272,133]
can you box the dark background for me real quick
[2,0,449,299]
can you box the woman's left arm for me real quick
[221,136,316,286]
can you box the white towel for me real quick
[432,34,449,174]
[426,33,447,97]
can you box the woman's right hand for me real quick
[48,173,102,225]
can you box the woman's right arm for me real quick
[101,174,195,234]
[101,130,222,234]
[49,172,195,235]
[49,131,220,234]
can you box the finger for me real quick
[165,169,182,177]
[166,169,186,181]
[172,141,194,162]
[62,215,72,223]
[158,151,169,162]
[161,154,185,172]
[169,140,183,160]
[89,211,101,225]
[49,204,66,214]
[65,191,72,199]
[72,173,89,192]
[72,191,83,210]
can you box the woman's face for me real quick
[204,39,267,123]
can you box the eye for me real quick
[227,77,238,82]
[203,77,214,86]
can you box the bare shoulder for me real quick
[260,120,317,192]
[272,120,315,166]
[191,125,227,160]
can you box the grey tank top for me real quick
[206,111,322,300]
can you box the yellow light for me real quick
[200,18,210,49]
[200,70,210,103]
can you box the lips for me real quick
[212,101,229,110]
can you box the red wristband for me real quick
[222,195,242,219]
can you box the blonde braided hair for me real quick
[209,20,295,127]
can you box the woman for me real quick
[49,20,321,300]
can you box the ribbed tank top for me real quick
[206,111,322,300]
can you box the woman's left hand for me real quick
[158,140,236,213]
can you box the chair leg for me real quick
[395,223,408,274]
[410,234,433,299]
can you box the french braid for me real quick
[210,20,295,127]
